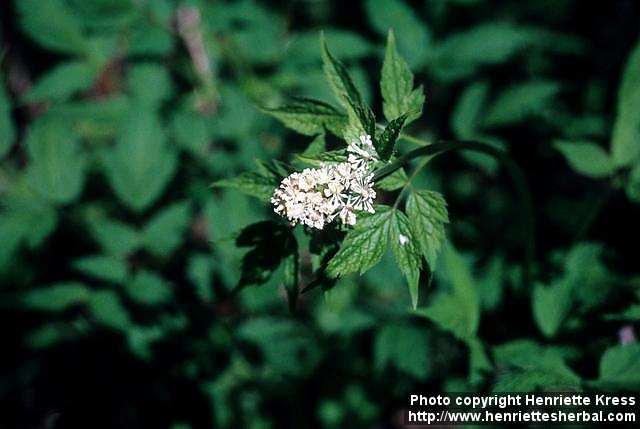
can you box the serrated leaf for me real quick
[406,190,449,268]
[320,33,375,137]
[611,40,640,167]
[320,33,364,111]
[377,113,408,160]
[213,171,279,202]
[381,30,424,124]
[73,255,128,284]
[555,140,613,178]
[124,270,173,305]
[374,324,429,379]
[25,118,87,204]
[21,282,90,311]
[103,108,177,212]
[24,61,97,103]
[493,367,581,392]
[327,206,393,277]
[262,97,347,136]
[389,210,422,309]
[295,149,348,167]
[142,201,191,257]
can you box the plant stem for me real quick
[373,139,536,285]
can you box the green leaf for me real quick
[380,30,424,124]
[483,81,560,127]
[611,40,640,167]
[25,118,87,204]
[389,209,422,309]
[532,280,571,338]
[626,163,640,202]
[374,324,429,379]
[595,343,640,389]
[451,82,489,139]
[285,29,374,64]
[261,97,347,136]
[376,167,408,191]
[0,75,16,158]
[493,340,580,385]
[239,317,321,377]
[555,140,613,178]
[24,61,97,103]
[86,215,141,256]
[376,113,408,160]
[170,109,210,157]
[17,0,88,54]
[406,190,449,268]
[327,206,393,277]
[103,108,177,212]
[366,0,430,67]
[320,32,364,110]
[127,63,174,108]
[124,270,173,305]
[21,282,90,311]
[187,254,214,302]
[295,149,348,167]
[73,255,128,284]
[88,290,132,331]
[415,244,479,341]
[493,367,581,392]
[213,171,280,202]
[142,201,191,257]
[320,33,375,137]
[236,221,297,287]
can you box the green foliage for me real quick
[25,118,87,204]
[24,61,98,103]
[327,206,392,277]
[611,39,640,168]
[374,324,429,379]
[0,76,15,158]
[416,244,479,342]
[366,0,430,67]
[3,1,640,427]
[261,97,347,136]
[103,109,177,212]
[380,30,424,124]
[555,140,613,178]
[406,190,449,268]
[594,344,640,389]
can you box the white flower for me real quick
[337,204,357,226]
[347,134,378,172]
[271,135,380,229]
[398,234,409,246]
[349,173,376,213]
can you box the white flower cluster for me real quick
[271,135,379,229]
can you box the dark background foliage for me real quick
[1,1,639,428]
